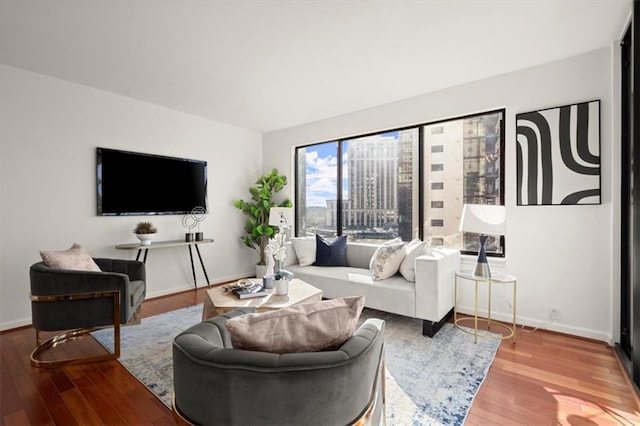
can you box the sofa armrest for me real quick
[414,249,460,322]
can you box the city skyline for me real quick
[303,132,400,208]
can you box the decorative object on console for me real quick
[133,221,157,246]
[191,206,207,241]
[516,100,601,206]
[181,214,196,242]
[459,204,506,278]
[313,234,348,266]
[233,169,292,271]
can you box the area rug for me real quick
[92,304,499,425]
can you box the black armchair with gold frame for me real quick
[29,258,146,368]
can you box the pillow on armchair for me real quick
[225,296,364,354]
[40,243,101,272]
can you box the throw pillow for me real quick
[290,237,316,267]
[369,239,406,280]
[313,234,347,267]
[399,239,428,282]
[225,296,365,354]
[40,243,101,272]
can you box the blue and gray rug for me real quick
[92,305,499,425]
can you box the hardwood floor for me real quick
[2,287,639,425]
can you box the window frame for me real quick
[294,108,506,258]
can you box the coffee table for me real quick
[202,278,323,320]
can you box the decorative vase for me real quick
[274,278,289,296]
[136,233,156,246]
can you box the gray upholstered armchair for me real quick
[29,258,146,367]
[172,308,386,426]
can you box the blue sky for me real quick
[303,132,400,207]
[303,141,344,207]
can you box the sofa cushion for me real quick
[287,264,416,318]
[290,237,316,266]
[225,296,364,354]
[399,239,428,282]
[40,243,101,272]
[314,235,347,266]
[369,239,406,280]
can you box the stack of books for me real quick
[223,280,269,299]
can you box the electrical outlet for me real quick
[549,306,561,321]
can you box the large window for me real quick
[295,109,505,256]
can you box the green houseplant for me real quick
[234,169,292,265]
[133,221,157,246]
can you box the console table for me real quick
[116,239,213,288]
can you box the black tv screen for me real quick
[97,148,207,216]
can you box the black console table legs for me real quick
[134,245,211,289]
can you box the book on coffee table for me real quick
[234,283,269,299]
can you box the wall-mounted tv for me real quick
[97,147,208,216]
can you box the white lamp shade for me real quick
[459,204,506,236]
[268,207,293,227]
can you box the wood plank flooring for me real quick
[2,286,639,425]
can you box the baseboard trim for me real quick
[455,305,612,344]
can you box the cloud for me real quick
[304,149,339,206]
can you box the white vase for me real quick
[136,233,156,246]
[274,278,289,296]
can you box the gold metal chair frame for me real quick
[30,290,121,368]
[171,350,387,426]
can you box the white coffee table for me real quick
[202,278,323,320]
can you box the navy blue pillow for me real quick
[313,234,347,267]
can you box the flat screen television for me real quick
[97,147,208,216]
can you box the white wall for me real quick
[0,65,262,330]
[264,48,618,342]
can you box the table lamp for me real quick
[459,204,506,278]
[268,207,293,230]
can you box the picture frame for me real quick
[515,100,601,206]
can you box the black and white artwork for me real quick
[516,100,600,206]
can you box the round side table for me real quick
[454,271,517,344]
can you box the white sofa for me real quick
[282,241,460,337]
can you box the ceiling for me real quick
[0,1,631,133]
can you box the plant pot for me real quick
[256,264,267,279]
[136,233,156,246]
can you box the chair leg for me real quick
[30,323,121,368]
[30,290,121,368]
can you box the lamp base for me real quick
[473,262,491,278]
[473,234,491,278]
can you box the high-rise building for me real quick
[342,135,398,234]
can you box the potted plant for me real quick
[234,169,292,272]
[134,221,157,246]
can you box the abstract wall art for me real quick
[515,100,601,206]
